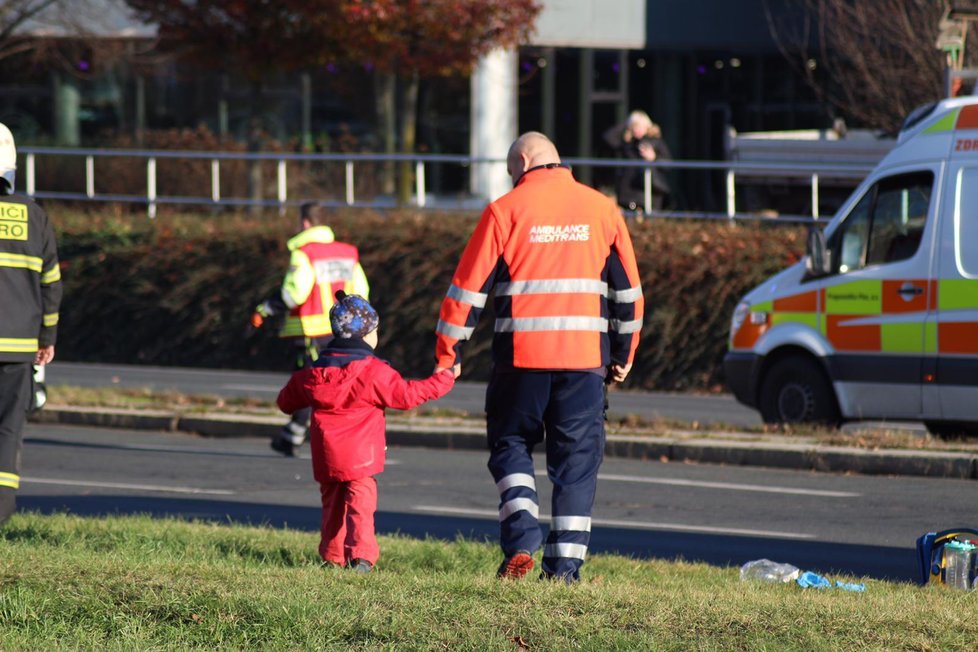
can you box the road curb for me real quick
[29,406,978,480]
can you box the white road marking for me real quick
[412,505,814,539]
[22,477,235,496]
[221,384,279,393]
[593,472,859,498]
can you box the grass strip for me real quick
[1,512,975,650]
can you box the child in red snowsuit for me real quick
[277,291,456,571]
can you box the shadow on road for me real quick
[17,495,918,583]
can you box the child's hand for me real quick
[434,364,461,379]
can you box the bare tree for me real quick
[764,0,953,133]
[0,0,60,60]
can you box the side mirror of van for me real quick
[805,226,831,278]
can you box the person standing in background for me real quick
[0,122,62,525]
[603,110,673,215]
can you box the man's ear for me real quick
[520,152,531,172]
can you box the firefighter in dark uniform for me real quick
[0,123,62,525]
[435,132,644,582]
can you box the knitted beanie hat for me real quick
[329,291,379,339]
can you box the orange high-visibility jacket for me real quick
[435,166,644,371]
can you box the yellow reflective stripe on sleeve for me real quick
[880,323,925,353]
[938,279,978,310]
[41,265,61,283]
[0,472,19,489]
[43,312,59,327]
[0,338,38,352]
[0,252,42,272]
[770,312,818,328]
[825,280,882,315]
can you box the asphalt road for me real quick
[19,421,976,583]
[47,361,763,428]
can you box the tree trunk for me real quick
[397,70,419,206]
[247,80,263,215]
[374,71,396,196]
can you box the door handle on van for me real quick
[897,283,924,296]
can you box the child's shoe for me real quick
[348,558,374,573]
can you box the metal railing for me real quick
[17,146,878,222]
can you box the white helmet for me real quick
[0,123,15,192]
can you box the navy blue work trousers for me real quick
[486,370,606,581]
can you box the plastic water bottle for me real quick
[739,559,801,583]
[944,541,975,590]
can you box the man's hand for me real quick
[34,345,55,366]
[251,301,274,328]
[609,362,632,383]
[434,363,461,379]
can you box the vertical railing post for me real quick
[345,161,355,205]
[211,159,221,203]
[725,169,736,219]
[643,167,653,214]
[85,156,95,198]
[277,159,287,216]
[147,157,157,219]
[415,160,426,207]
[811,172,820,220]
[26,153,35,197]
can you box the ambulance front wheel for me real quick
[758,356,841,426]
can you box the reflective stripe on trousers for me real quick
[486,371,605,581]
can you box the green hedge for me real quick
[53,208,805,391]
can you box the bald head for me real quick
[507,132,561,184]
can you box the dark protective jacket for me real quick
[0,193,61,362]
[602,123,672,210]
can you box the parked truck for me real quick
[725,121,896,217]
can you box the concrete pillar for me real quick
[542,47,556,139]
[53,71,80,146]
[470,47,518,202]
[577,48,594,185]
[301,73,312,150]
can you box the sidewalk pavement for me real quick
[29,405,978,481]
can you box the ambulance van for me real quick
[724,96,978,437]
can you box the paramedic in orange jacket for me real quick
[435,132,644,582]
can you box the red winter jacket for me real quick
[276,339,454,483]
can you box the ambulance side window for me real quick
[957,167,978,276]
[828,171,933,274]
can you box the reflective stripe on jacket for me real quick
[0,194,62,362]
[435,167,644,370]
[279,225,370,339]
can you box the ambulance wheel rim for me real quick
[758,355,840,427]
[776,382,814,422]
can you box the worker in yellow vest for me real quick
[252,203,369,455]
